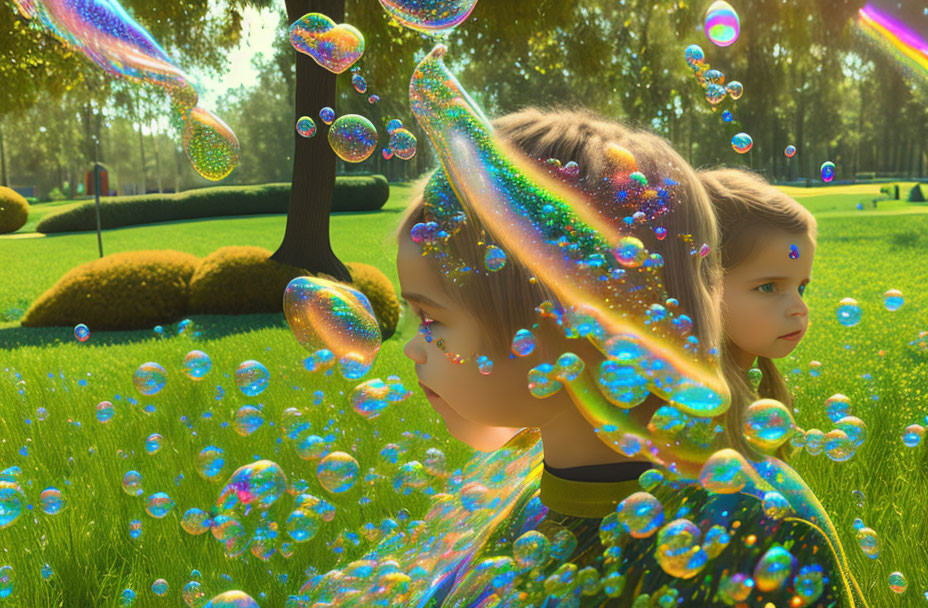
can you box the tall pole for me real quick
[93,101,104,258]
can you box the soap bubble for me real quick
[0,565,11,598]
[350,378,391,420]
[856,527,880,558]
[40,487,66,515]
[804,429,825,455]
[283,276,382,376]
[705,83,726,105]
[753,546,796,592]
[883,289,904,311]
[96,400,115,423]
[902,424,925,447]
[233,405,263,436]
[761,491,790,520]
[684,44,705,67]
[705,69,724,85]
[368,94,380,104]
[511,329,536,357]
[182,581,205,607]
[152,579,168,596]
[888,571,907,594]
[721,110,733,122]
[820,161,836,182]
[120,588,136,607]
[289,13,364,74]
[351,72,367,94]
[296,116,317,138]
[145,433,163,455]
[317,451,359,493]
[655,519,707,578]
[183,350,212,380]
[836,297,862,327]
[328,114,378,162]
[202,590,260,608]
[218,460,287,511]
[197,446,226,479]
[134,362,167,396]
[386,118,403,134]
[725,80,743,100]
[122,470,143,496]
[785,144,797,158]
[286,508,321,542]
[181,508,212,535]
[705,0,740,46]
[74,323,90,342]
[484,245,507,271]
[614,236,648,268]
[731,132,753,154]
[382,148,394,160]
[378,0,479,33]
[0,482,23,529]
[235,360,269,396]
[182,106,241,181]
[513,530,550,569]
[616,492,664,538]
[743,398,795,451]
[320,107,335,124]
[824,393,851,423]
[835,416,867,447]
[388,127,417,160]
[824,429,856,462]
[393,461,429,495]
[145,492,175,518]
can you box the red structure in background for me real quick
[84,167,109,196]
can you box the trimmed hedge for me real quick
[22,247,402,339]
[0,186,29,234]
[36,175,390,234]
[21,250,201,330]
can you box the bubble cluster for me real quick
[328,114,378,162]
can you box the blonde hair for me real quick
[699,168,818,461]
[391,106,745,453]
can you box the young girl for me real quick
[700,168,817,462]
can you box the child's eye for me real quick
[756,283,775,294]
[798,284,807,297]
[415,307,438,327]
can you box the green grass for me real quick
[1,181,927,606]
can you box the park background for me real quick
[1,0,928,606]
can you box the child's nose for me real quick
[403,338,426,364]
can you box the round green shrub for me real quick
[909,184,925,202]
[188,246,310,315]
[0,186,29,234]
[21,250,201,329]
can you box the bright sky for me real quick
[187,5,281,110]
[142,5,280,134]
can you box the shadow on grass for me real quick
[0,313,290,350]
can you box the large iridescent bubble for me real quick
[378,0,479,34]
[202,590,260,608]
[217,460,288,512]
[284,276,382,380]
[289,13,364,74]
[12,0,238,181]
[704,0,740,47]
[327,114,378,162]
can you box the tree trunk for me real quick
[272,0,351,282]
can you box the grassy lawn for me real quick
[1,180,927,605]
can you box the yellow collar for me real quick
[539,466,642,519]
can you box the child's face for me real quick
[722,229,814,370]
[396,233,568,448]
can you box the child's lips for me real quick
[779,329,804,340]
